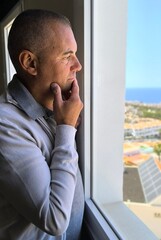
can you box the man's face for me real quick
[36,22,82,102]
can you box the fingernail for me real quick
[50,83,58,93]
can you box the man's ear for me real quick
[19,50,38,75]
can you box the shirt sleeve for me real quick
[0,116,78,236]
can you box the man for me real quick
[0,9,84,240]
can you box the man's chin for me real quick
[62,87,72,100]
[61,82,73,99]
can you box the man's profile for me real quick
[0,9,84,240]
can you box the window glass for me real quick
[123,0,161,239]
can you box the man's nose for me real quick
[76,58,82,72]
[71,56,82,72]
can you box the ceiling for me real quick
[0,0,19,21]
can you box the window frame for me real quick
[77,0,159,239]
[1,2,23,87]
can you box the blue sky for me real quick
[126,0,161,88]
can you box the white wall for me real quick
[92,0,127,204]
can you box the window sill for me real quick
[85,199,159,240]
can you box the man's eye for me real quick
[62,55,72,63]
[66,55,71,60]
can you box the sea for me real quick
[126,88,161,104]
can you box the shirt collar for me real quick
[8,75,53,120]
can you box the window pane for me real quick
[123,1,161,239]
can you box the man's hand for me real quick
[50,80,83,128]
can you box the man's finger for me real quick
[50,83,63,105]
[70,79,79,96]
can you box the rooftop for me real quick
[123,166,145,203]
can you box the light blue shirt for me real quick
[0,75,84,240]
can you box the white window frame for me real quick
[76,0,159,239]
[1,2,23,86]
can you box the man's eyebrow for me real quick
[63,50,74,55]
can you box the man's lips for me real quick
[68,75,76,81]
[68,78,75,82]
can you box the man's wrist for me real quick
[55,125,77,147]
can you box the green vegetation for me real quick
[154,143,161,161]
[126,104,161,120]
[138,105,161,119]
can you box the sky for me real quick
[126,0,161,88]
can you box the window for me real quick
[123,0,161,239]
[1,2,22,86]
[3,20,16,84]
[82,0,159,239]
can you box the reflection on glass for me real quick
[123,1,161,239]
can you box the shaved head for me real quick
[8,9,71,73]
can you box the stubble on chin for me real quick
[61,82,73,100]
[61,88,72,100]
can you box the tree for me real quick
[154,143,161,161]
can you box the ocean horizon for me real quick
[126,88,161,104]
